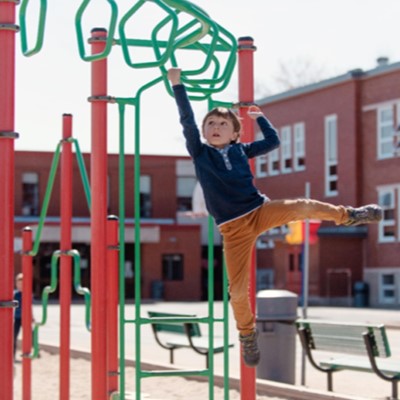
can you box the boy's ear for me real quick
[233,131,241,142]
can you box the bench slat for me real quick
[321,356,400,377]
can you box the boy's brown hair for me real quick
[202,107,242,142]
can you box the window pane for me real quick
[383,289,395,298]
[140,175,151,193]
[382,274,395,285]
[22,172,39,216]
[177,177,196,197]
[380,108,393,122]
[380,192,393,207]
[162,254,184,281]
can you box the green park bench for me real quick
[296,319,400,400]
[148,311,234,368]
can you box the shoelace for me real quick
[241,335,258,354]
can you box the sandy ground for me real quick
[13,351,286,400]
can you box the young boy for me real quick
[167,68,382,367]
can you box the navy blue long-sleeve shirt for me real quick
[173,84,280,226]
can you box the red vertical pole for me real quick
[0,2,18,399]
[107,216,119,396]
[238,36,257,400]
[60,114,73,400]
[22,228,33,400]
[90,28,108,400]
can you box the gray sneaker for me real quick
[344,204,383,226]
[239,329,260,367]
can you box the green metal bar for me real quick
[19,0,47,56]
[134,86,142,400]
[115,37,231,53]
[70,249,91,331]
[70,138,91,210]
[30,138,91,256]
[117,101,127,400]
[223,257,230,400]
[164,0,214,48]
[27,249,92,360]
[141,369,209,378]
[28,250,60,358]
[140,316,209,324]
[207,215,215,400]
[118,0,178,69]
[162,0,211,48]
[30,142,62,256]
[75,0,118,62]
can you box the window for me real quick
[268,148,280,176]
[177,176,197,212]
[22,172,39,216]
[294,122,305,171]
[256,153,268,177]
[380,273,396,304]
[140,175,152,218]
[280,126,292,173]
[255,122,306,177]
[325,115,338,196]
[377,106,395,159]
[378,187,397,242]
[162,254,184,281]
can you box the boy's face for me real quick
[202,115,239,148]
[16,278,22,291]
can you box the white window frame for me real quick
[379,273,396,304]
[324,115,338,197]
[268,148,280,176]
[377,185,398,243]
[255,131,268,177]
[294,122,305,171]
[280,126,292,173]
[377,106,395,160]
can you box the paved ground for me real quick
[23,300,400,400]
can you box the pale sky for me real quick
[14,0,400,156]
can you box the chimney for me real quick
[376,57,389,67]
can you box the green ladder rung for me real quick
[142,316,209,324]
[141,369,209,378]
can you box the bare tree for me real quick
[273,57,331,92]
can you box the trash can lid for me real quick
[256,290,298,319]
[257,290,298,299]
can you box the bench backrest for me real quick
[296,319,391,358]
[148,311,202,337]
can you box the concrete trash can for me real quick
[353,281,369,307]
[256,290,298,384]
[151,280,164,300]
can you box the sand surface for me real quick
[13,351,286,400]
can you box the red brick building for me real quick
[256,58,400,307]
[13,152,210,301]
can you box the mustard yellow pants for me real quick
[218,198,349,336]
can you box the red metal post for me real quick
[238,36,257,400]
[0,2,18,399]
[90,28,109,400]
[22,228,33,400]
[60,114,73,400]
[107,216,119,396]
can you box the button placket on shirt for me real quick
[219,146,232,170]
